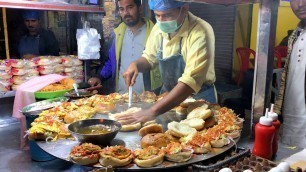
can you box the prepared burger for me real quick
[162,142,193,163]
[134,146,164,167]
[69,143,101,165]
[99,145,133,167]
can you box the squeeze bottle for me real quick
[252,108,275,160]
[268,104,281,157]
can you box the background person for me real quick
[88,0,161,94]
[18,10,59,59]
[275,0,306,148]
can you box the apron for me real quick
[19,35,40,58]
[156,38,217,103]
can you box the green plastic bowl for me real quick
[34,89,71,99]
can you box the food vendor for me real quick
[18,10,59,59]
[275,0,306,148]
[117,0,216,124]
[88,0,161,94]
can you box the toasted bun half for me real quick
[180,97,196,108]
[186,100,207,113]
[138,124,163,137]
[190,142,211,154]
[226,130,240,139]
[204,116,217,128]
[210,138,230,148]
[139,91,157,103]
[180,118,205,131]
[142,120,157,127]
[99,153,133,167]
[120,122,142,132]
[141,133,172,148]
[187,107,212,120]
[165,148,193,163]
[175,106,188,115]
[164,130,180,143]
[94,102,115,114]
[70,154,99,165]
[134,154,164,167]
[167,121,197,138]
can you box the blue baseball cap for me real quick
[22,10,40,20]
[149,0,187,11]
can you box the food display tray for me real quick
[36,102,240,171]
[22,97,68,116]
[192,148,303,172]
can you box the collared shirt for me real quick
[142,12,215,93]
[118,24,146,94]
[18,35,40,58]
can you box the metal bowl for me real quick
[68,119,121,146]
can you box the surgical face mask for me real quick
[156,8,183,33]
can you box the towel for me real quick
[12,74,67,150]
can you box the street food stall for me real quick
[0,0,305,171]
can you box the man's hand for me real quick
[114,109,156,125]
[88,77,101,87]
[123,62,138,87]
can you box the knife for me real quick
[128,86,132,108]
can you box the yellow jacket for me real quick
[114,18,162,91]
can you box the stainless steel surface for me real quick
[251,0,279,127]
[68,119,121,146]
[0,91,15,98]
[37,102,238,170]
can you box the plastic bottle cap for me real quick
[260,108,273,126]
[259,116,273,126]
[268,112,278,121]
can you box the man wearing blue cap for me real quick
[18,10,59,59]
[117,0,216,124]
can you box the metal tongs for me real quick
[128,86,132,108]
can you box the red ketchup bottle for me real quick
[252,108,275,160]
[268,104,281,158]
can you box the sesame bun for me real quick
[138,123,163,137]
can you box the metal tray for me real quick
[64,89,95,99]
[22,96,68,116]
[192,147,250,171]
[36,102,239,171]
